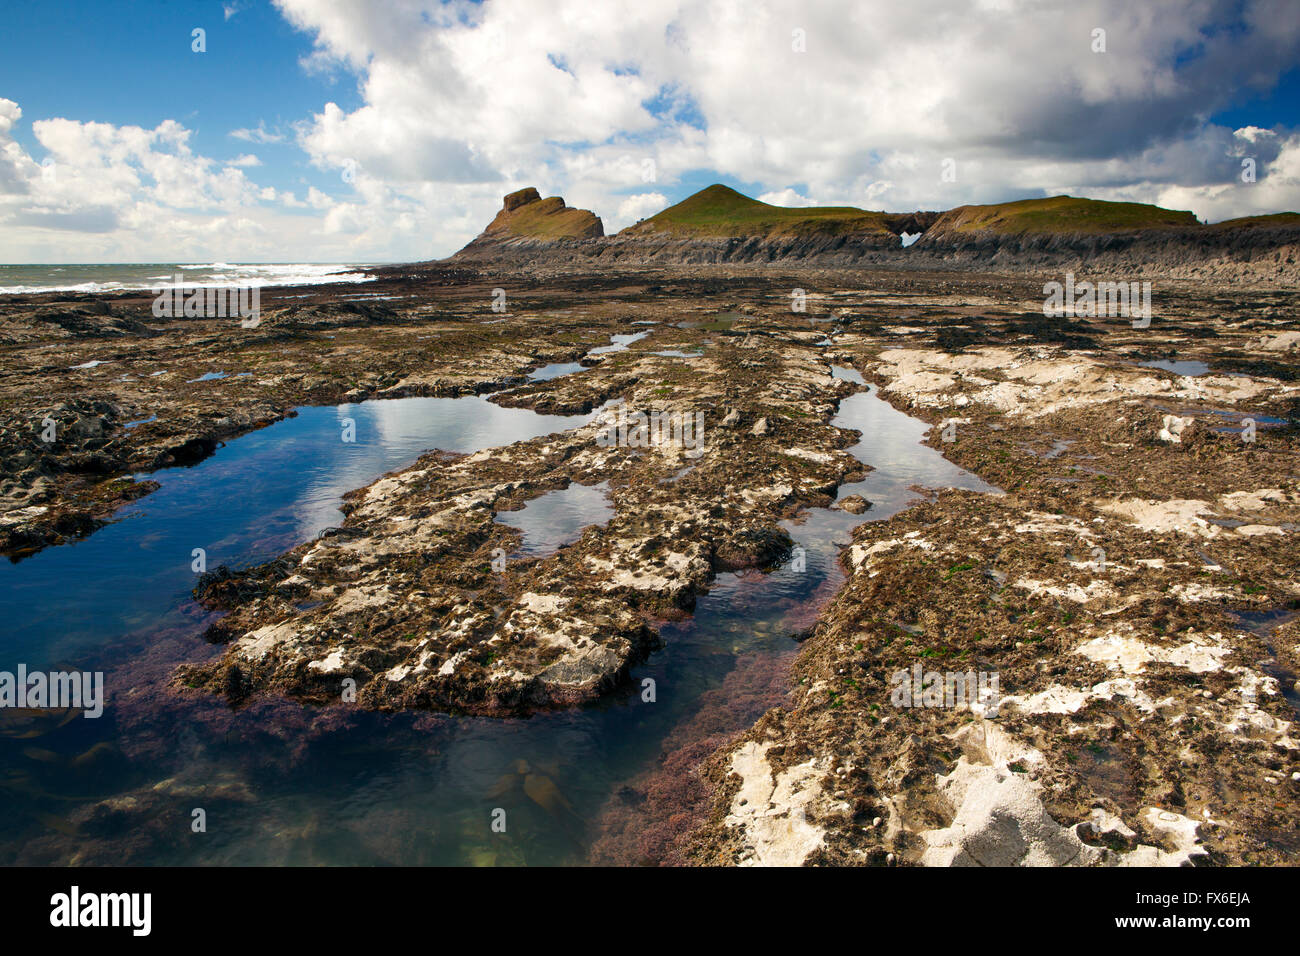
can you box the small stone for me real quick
[839,494,870,514]
[872,817,882,827]
[751,417,769,436]
[1157,414,1193,444]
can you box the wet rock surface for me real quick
[679,287,1300,866]
[3,262,1298,866]
[177,321,862,714]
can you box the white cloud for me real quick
[230,121,286,144]
[757,189,816,207]
[1147,133,1300,223]
[5,1,1300,262]
[305,186,334,209]
[0,98,21,135]
[612,192,668,229]
[0,101,387,261]
[272,0,1300,255]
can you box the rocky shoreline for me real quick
[681,291,1300,866]
[2,262,1297,865]
[454,226,1300,284]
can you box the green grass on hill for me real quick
[610,185,1300,243]
[936,195,1199,234]
[495,196,602,238]
[1209,211,1300,231]
[625,184,895,238]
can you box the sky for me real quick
[0,0,1298,264]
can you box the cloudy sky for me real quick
[1,0,1298,263]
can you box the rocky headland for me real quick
[452,185,1300,284]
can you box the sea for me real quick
[0,262,375,295]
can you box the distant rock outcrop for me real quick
[453,188,603,260]
[910,201,1300,282]
[599,184,932,265]
[447,184,1300,283]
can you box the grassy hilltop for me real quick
[618,184,902,239]
[925,195,1199,236]
[481,187,604,240]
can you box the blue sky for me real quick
[1,1,361,200]
[0,0,1298,263]
[1210,67,1300,130]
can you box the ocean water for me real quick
[0,356,997,865]
[0,262,375,295]
[1140,358,1211,377]
[497,482,614,557]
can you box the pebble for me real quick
[839,494,870,514]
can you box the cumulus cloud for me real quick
[0,100,367,261]
[757,189,816,207]
[612,192,668,229]
[274,0,1300,255]
[28,115,263,213]
[1148,133,1300,223]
